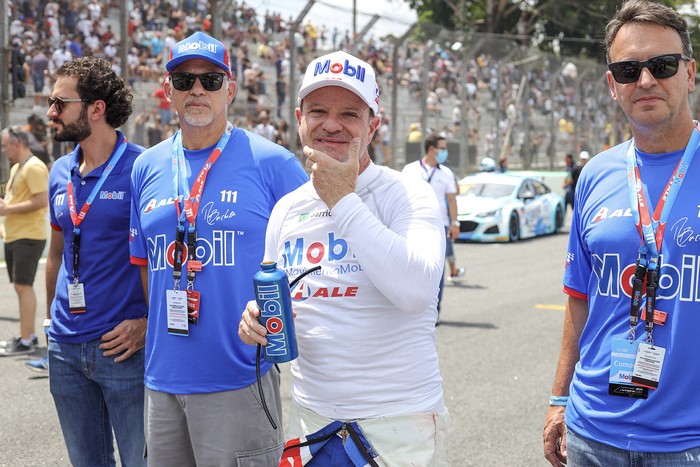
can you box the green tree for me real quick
[404,0,700,57]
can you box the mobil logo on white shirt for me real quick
[282,232,355,268]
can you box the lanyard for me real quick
[67,136,128,283]
[625,129,700,341]
[420,159,438,184]
[170,123,233,290]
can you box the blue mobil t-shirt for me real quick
[130,127,307,394]
[563,139,700,451]
[49,131,147,343]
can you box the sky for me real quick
[254,0,418,40]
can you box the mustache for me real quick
[49,120,61,134]
[314,132,350,142]
[184,97,211,107]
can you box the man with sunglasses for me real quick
[44,56,148,466]
[239,50,449,465]
[0,127,48,357]
[129,31,307,465]
[544,1,700,465]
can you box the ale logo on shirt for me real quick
[291,282,359,302]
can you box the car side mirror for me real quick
[521,191,536,200]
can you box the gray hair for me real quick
[2,127,29,147]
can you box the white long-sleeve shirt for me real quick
[264,162,446,419]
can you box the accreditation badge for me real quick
[632,343,666,390]
[187,290,200,324]
[68,283,87,313]
[166,290,189,336]
[608,338,648,399]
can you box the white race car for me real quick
[455,173,565,242]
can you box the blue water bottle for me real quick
[253,261,298,363]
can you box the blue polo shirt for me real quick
[129,127,308,394]
[48,131,147,343]
[564,141,700,451]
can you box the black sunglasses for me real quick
[170,72,227,92]
[608,53,691,84]
[48,96,91,114]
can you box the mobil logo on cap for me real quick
[178,40,217,54]
[314,58,366,83]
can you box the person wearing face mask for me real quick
[403,134,462,321]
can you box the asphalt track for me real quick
[0,229,570,466]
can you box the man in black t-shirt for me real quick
[571,151,590,206]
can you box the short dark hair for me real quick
[604,0,692,61]
[56,57,133,129]
[424,134,445,153]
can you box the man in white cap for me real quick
[240,50,450,465]
[129,31,308,465]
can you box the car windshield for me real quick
[460,183,515,198]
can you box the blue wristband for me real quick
[549,395,569,406]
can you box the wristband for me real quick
[549,395,569,406]
[43,318,52,328]
[451,220,460,227]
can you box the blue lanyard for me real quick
[171,122,233,227]
[625,129,699,268]
[67,136,128,281]
[68,136,128,229]
[625,130,699,341]
[169,123,233,289]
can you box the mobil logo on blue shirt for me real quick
[593,252,700,302]
[282,233,354,268]
[148,231,236,271]
[314,58,367,83]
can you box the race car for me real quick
[455,172,565,242]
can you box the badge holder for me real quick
[186,226,201,324]
[167,226,189,336]
[608,254,648,398]
[69,228,87,313]
[609,259,665,398]
[631,266,665,390]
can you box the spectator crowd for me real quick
[6,0,627,171]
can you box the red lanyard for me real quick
[173,147,223,226]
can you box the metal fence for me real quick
[4,10,700,182]
[381,28,630,176]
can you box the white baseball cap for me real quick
[298,50,379,114]
[579,151,590,160]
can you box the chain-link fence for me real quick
[4,7,700,182]
[381,25,633,177]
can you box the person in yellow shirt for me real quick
[0,127,49,356]
[408,122,423,143]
